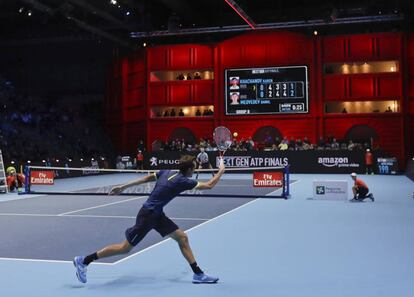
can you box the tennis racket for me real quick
[213,126,232,165]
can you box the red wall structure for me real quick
[106,31,413,168]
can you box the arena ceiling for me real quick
[0,0,412,48]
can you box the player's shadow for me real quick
[71,272,190,290]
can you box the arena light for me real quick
[80,158,84,162]
[42,160,46,163]
[27,160,31,164]
[224,0,256,29]
[56,159,59,163]
[11,161,15,164]
[68,159,73,162]
[110,0,117,5]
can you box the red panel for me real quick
[193,81,214,104]
[149,119,215,144]
[123,88,144,107]
[266,42,288,64]
[408,34,414,58]
[193,46,214,68]
[408,78,414,98]
[148,83,167,105]
[126,72,145,90]
[222,118,317,143]
[148,47,168,70]
[220,46,243,67]
[409,100,414,114]
[376,34,401,58]
[244,44,267,65]
[349,35,374,59]
[350,77,374,98]
[170,47,192,69]
[219,32,312,67]
[378,76,401,97]
[324,116,403,160]
[169,83,192,104]
[324,76,346,99]
[322,37,346,61]
[408,60,414,76]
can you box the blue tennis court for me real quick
[0,173,413,297]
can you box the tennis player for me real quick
[196,147,213,179]
[350,172,374,202]
[73,155,225,284]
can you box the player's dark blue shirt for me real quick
[142,170,198,213]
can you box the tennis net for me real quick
[23,165,290,198]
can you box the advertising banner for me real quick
[30,171,54,185]
[144,150,366,174]
[253,172,284,187]
[312,180,348,201]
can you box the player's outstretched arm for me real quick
[109,173,157,195]
[195,160,225,190]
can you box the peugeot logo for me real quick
[150,157,158,166]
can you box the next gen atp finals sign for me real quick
[253,172,284,187]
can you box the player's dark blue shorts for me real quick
[125,207,179,246]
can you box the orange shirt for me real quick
[6,174,25,188]
[355,178,368,189]
[365,152,373,165]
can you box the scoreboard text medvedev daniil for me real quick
[225,66,309,115]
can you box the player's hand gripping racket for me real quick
[213,126,232,166]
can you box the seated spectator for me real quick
[185,73,192,80]
[278,140,288,150]
[195,109,201,116]
[176,73,185,80]
[347,140,356,150]
[385,106,392,112]
[274,137,281,147]
[317,137,326,149]
[288,137,296,150]
[331,138,340,149]
[296,138,303,149]
[178,109,185,117]
[170,109,176,117]
[302,142,312,150]
[193,72,202,79]
[163,110,169,117]
[342,107,348,113]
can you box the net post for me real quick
[23,165,31,194]
[284,165,290,199]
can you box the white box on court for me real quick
[313,180,348,201]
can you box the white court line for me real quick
[57,196,147,216]
[0,257,112,266]
[0,213,208,221]
[0,180,300,265]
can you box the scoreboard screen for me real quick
[225,66,309,115]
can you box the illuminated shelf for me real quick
[324,60,399,75]
[150,70,214,82]
[325,100,399,114]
